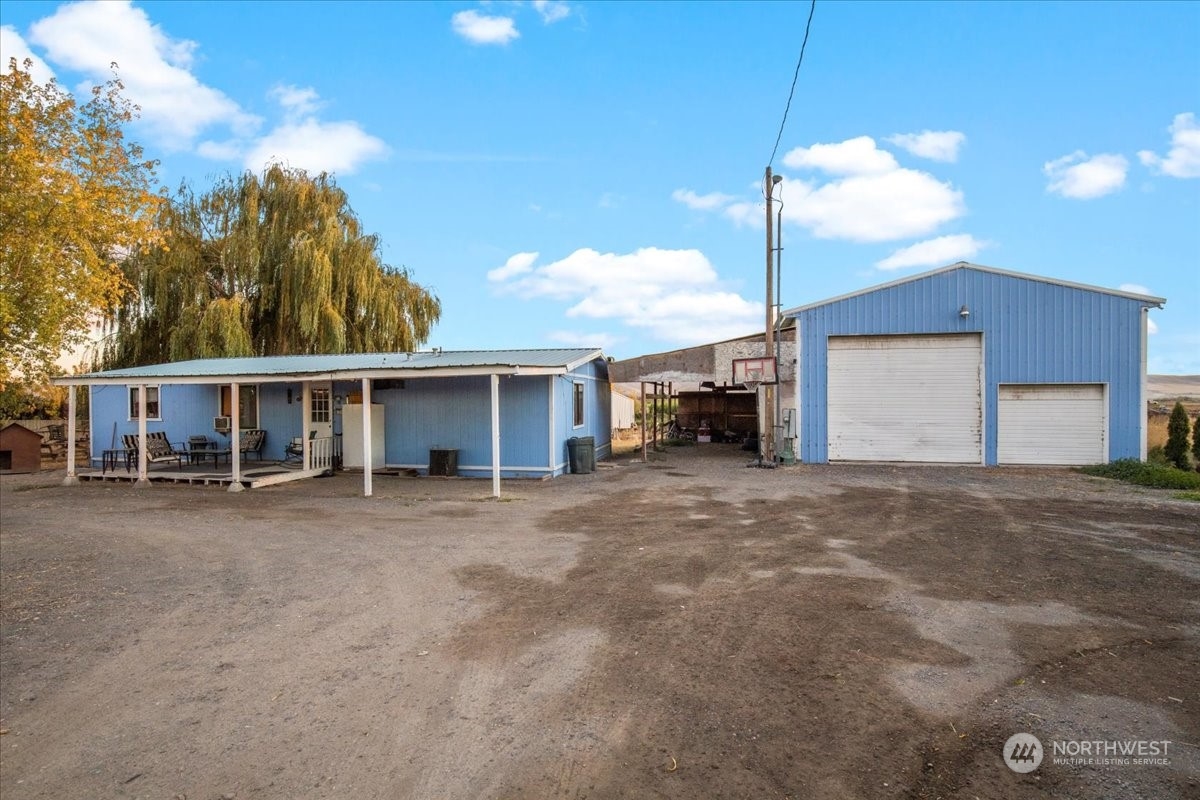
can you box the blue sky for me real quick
[3,0,1198,371]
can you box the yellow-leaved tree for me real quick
[0,58,162,383]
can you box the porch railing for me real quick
[309,436,335,470]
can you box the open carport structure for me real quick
[53,348,612,497]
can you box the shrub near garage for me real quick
[1164,402,1191,470]
[1081,459,1200,490]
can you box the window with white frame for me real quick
[573,382,585,427]
[128,386,161,420]
[219,385,260,429]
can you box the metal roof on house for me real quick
[56,348,606,385]
[782,262,1167,317]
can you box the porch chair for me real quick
[283,431,315,464]
[121,433,184,470]
[239,429,266,461]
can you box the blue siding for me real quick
[88,356,614,480]
[374,374,551,477]
[793,269,1148,465]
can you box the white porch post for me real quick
[135,383,150,487]
[362,377,373,497]
[228,382,244,492]
[63,384,79,485]
[301,381,312,469]
[490,373,501,498]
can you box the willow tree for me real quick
[1,59,162,383]
[101,165,440,367]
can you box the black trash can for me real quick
[429,448,458,477]
[567,436,595,474]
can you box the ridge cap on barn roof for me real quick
[781,262,1167,317]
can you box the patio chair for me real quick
[122,433,184,469]
[239,429,266,461]
[284,431,315,464]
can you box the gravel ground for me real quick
[2,446,1197,799]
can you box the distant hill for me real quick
[1148,375,1200,400]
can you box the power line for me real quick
[767,0,818,168]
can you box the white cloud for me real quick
[28,0,259,149]
[1,25,56,83]
[886,130,966,163]
[783,136,899,175]
[876,234,990,270]
[1043,151,1128,199]
[270,84,322,117]
[491,248,763,344]
[672,188,735,211]
[1147,318,1159,335]
[242,116,387,175]
[782,169,965,242]
[1138,112,1200,179]
[547,330,618,350]
[452,10,519,45]
[488,252,539,282]
[1118,283,1152,296]
[533,1,572,24]
[712,136,968,242]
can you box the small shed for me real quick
[0,423,43,473]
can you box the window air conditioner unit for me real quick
[213,416,231,432]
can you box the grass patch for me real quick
[1171,491,1200,502]
[1080,459,1200,490]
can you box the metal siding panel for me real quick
[998,384,1105,464]
[499,375,551,468]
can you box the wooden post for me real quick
[362,377,373,497]
[640,381,647,461]
[135,383,149,487]
[63,384,78,485]
[228,383,243,492]
[301,381,312,469]
[764,166,776,465]
[490,373,501,498]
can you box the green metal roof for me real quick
[57,348,606,384]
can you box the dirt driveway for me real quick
[2,447,1197,799]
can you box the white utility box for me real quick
[341,403,385,469]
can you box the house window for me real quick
[219,385,259,429]
[311,388,331,423]
[128,386,161,420]
[573,382,585,428]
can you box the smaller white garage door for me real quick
[997,384,1105,465]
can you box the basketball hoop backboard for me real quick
[732,357,777,388]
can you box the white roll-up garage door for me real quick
[828,334,982,463]
[997,384,1105,465]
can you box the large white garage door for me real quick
[828,334,982,463]
[997,384,1105,465]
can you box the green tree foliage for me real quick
[1192,414,1200,471]
[0,378,66,420]
[1164,401,1191,470]
[1,59,162,383]
[101,165,441,367]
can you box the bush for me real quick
[1146,445,1168,465]
[1193,416,1200,471]
[1081,459,1200,490]
[1164,402,1191,470]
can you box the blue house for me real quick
[57,349,612,496]
[781,263,1164,466]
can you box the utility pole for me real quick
[763,166,776,465]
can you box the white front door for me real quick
[309,381,333,440]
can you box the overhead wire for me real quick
[767,0,818,169]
